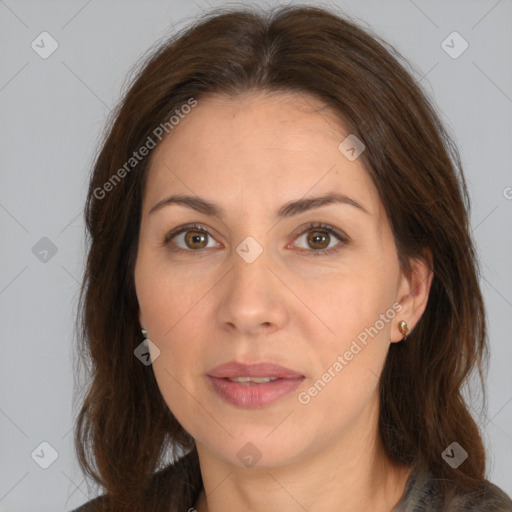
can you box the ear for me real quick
[391,249,434,343]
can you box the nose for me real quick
[215,238,288,336]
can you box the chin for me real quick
[198,431,311,470]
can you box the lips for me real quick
[208,361,304,379]
[207,361,305,408]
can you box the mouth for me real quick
[208,361,304,379]
[207,361,305,408]
[225,376,279,384]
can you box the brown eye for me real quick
[306,230,330,250]
[293,223,347,256]
[164,222,347,258]
[163,223,219,254]
[183,230,209,249]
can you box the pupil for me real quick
[187,231,206,248]
[309,230,328,249]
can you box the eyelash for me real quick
[162,222,348,257]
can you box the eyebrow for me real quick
[148,192,369,218]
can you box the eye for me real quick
[291,222,348,257]
[163,223,219,256]
[162,222,348,257]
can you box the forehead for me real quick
[144,91,381,218]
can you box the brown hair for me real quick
[75,4,488,511]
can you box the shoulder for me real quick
[393,466,512,511]
[448,480,512,511]
[69,453,199,512]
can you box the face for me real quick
[134,91,416,469]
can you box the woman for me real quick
[72,4,512,511]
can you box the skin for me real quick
[134,91,433,512]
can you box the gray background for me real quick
[0,0,511,510]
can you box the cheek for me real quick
[135,248,208,334]
[135,252,205,405]
[318,264,397,341]
[145,308,209,433]
[304,268,398,402]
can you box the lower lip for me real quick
[207,376,304,408]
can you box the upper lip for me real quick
[208,361,304,379]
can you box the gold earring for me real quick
[398,320,409,341]
[141,328,148,339]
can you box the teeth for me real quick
[228,376,278,384]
